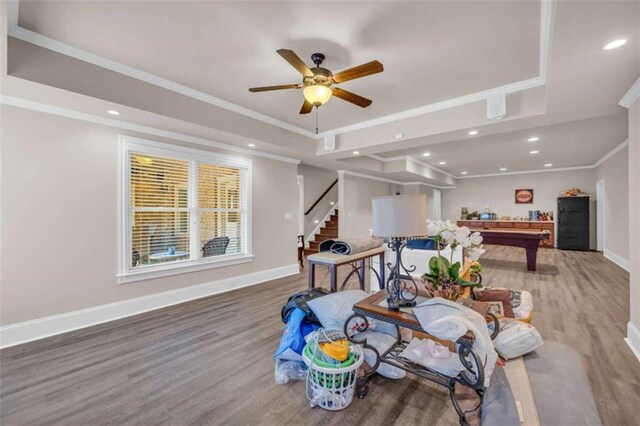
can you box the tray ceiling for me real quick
[18,0,541,132]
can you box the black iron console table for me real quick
[343,290,493,426]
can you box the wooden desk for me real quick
[468,228,548,271]
[307,247,385,293]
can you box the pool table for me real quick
[468,228,550,271]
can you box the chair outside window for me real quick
[202,236,230,257]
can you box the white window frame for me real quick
[118,135,253,283]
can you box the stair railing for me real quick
[304,178,338,216]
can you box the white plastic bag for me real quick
[511,290,533,320]
[413,297,498,386]
[358,331,406,379]
[399,338,465,377]
[493,318,543,359]
[274,359,307,384]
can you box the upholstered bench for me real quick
[483,341,601,425]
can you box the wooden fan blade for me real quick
[277,49,314,77]
[249,84,300,92]
[300,100,313,114]
[332,88,372,108]
[332,60,384,83]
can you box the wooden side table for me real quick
[306,247,386,293]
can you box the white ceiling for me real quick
[376,113,628,176]
[3,0,638,185]
[17,0,540,132]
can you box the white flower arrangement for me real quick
[426,219,486,261]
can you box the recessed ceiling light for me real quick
[461,171,468,175]
[314,220,319,224]
[107,110,120,115]
[499,167,507,171]
[468,130,478,136]
[353,151,360,155]
[544,163,553,167]
[439,161,447,165]
[248,143,256,147]
[529,150,539,154]
[528,137,539,142]
[422,152,431,157]
[602,39,628,50]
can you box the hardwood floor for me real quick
[1,246,638,425]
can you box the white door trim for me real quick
[596,179,605,252]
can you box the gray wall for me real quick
[441,168,598,248]
[338,174,398,238]
[628,99,639,338]
[595,146,629,261]
[1,106,299,325]
[297,164,337,238]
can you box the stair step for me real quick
[309,241,319,249]
[304,248,318,256]
[314,234,334,243]
[330,214,339,222]
[320,228,338,237]
[325,221,338,228]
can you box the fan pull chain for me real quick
[315,107,319,135]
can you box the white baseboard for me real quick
[0,263,300,349]
[625,322,640,363]
[603,249,630,272]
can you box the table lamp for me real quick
[372,194,427,311]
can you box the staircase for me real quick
[304,210,338,256]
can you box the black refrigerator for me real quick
[557,196,590,250]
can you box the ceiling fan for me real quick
[249,49,384,115]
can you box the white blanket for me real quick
[412,297,498,387]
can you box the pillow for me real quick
[474,288,515,318]
[493,318,543,359]
[307,290,369,330]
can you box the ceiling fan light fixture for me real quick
[303,84,332,107]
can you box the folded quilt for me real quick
[318,237,383,255]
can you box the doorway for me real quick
[596,179,605,252]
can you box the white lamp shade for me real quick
[371,194,428,238]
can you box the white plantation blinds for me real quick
[121,137,251,278]
[198,164,242,256]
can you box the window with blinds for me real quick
[120,137,251,280]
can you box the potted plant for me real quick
[469,261,483,285]
[421,220,486,301]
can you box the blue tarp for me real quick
[274,307,319,361]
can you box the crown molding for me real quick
[619,76,640,108]
[319,0,553,137]
[457,165,594,179]
[593,139,629,167]
[8,26,318,139]
[366,154,458,180]
[6,0,553,139]
[337,170,454,189]
[0,95,301,165]
[318,77,545,137]
[457,139,629,179]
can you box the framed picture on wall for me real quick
[515,188,534,204]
